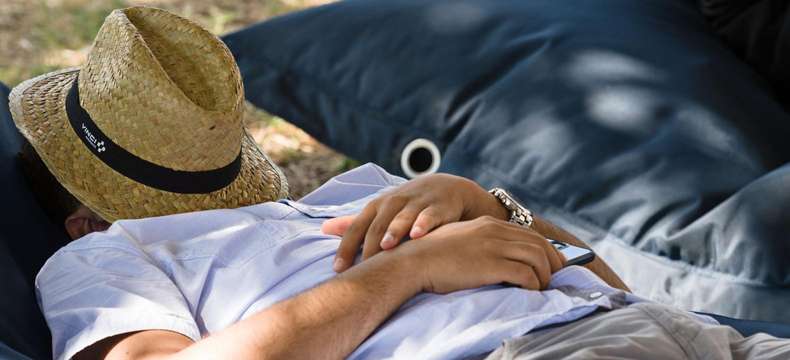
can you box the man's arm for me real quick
[80,216,559,360]
[176,249,421,359]
[471,192,629,291]
[325,173,628,291]
[78,250,419,360]
[530,215,629,291]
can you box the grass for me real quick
[0,0,349,198]
[0,0,306,86]
[34,0,126,50]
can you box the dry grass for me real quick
[0,0,350,198]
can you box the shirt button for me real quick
[589,291,603,299]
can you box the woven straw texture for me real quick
[9,7,288,221]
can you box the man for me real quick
[11,6,789,360]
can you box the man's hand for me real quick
[323,173,508,272]
[401,216,564,292]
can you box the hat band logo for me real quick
[64,77,242,194]
[80,123,106,153]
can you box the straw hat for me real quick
[9,6,288,222]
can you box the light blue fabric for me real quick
[37,164,654,360]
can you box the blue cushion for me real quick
[0,72,787,354]
[0,341,31,360]
[225,0,790,321]
[701,0,790,107]
[0,82,64,358]
[702,312,790,339]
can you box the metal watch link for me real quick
[488,187,534,228]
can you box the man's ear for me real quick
[65,206,110,240]
[65,213,90,240]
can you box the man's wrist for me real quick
[460,180,510,221]
[360,246,425,295]
[484,192,511,222]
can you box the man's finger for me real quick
[498,260,541,290]
[501,223,564,274]
[321,215,357,236]
[362,199,407,260]
[335,206,377,272]
[548,243,566,272]
[381,205,423,250]
[410,206,445,239]
[530,233,565,273]
[501,242,552,289]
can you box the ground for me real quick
[0,0,354,198]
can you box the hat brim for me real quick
[10,69,289,221]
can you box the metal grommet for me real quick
[400,138,441,178]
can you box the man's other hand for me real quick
[396,216,564,292]
[322,174,509,272]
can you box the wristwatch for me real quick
[488,187,534,228]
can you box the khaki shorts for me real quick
[484,303,790,360]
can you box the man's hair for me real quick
[18,139,82,226]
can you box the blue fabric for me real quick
[0,82,62,359]
[701,0,790,107]
[702,313,790,339]
[0,341,31,360]
[0,19,788,359]
[225,0,790,321]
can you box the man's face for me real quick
[65,205,111,240]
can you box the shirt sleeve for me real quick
[36,235,200,360]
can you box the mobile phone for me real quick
[549,239,595,267]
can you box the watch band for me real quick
[488,187,534,228]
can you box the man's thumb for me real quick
[321,215,357,236]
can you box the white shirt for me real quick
[37,163,651,360]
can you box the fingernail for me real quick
[333,258,345,272]
[410,226,425,238]
[380,233,396,248]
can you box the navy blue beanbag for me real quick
[701,0,790,107]
[225,0,790,321]
[2,1,790,350]
[0,82,63,359]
